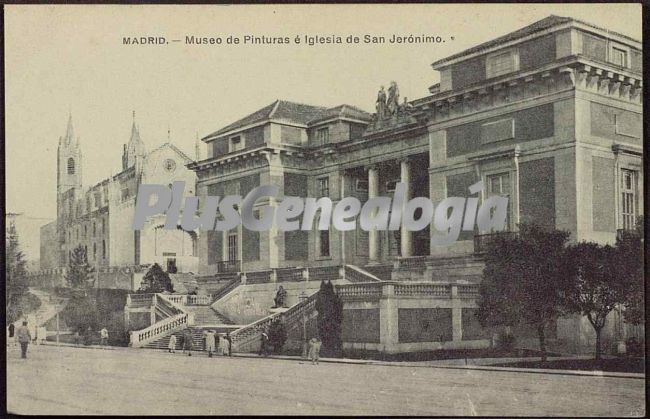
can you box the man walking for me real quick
[168,334,177,353]
[259,331,269,357]
[225,332,232,356]
[308,337,322,365]
[205,330,216,358]
[16,321,32,359]
[182,328,193,356]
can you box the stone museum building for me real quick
[38,114,199,289]
[162,15,642,355]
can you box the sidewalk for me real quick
[32,341,644,380]
[229,352,644,379]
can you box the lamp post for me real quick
[299,291,308,359]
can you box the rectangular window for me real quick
[486,49,519,78]
[102,240,106,259]
[486,172,511,231]
[356,179,368,192]
[319,230,331,257]
[101,218,105,234]
[93,243,97,260]
[318,177,329,198]
[227,233,238,262]
[610,46,627,67]
[386,180,398,192]
[480,118,514,144]
[94,192,101,208]
[93,222,96,236]
[316,127,330,145]
[621,169,637,230]
[229,136,243,153]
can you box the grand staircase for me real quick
[184,305,233,326]
[127,264,380,353]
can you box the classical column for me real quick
[367,165,380,263]
[400,159,413,257]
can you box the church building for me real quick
[39,114,199,288]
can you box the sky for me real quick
[4,4,642,262]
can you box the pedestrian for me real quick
[308,337,322,365]
[100,327,109,346]
[259,332,269,357]
[16,321,31,359]
[225,332,232,356]
[8,323,15,346]
[182,328,193,356]
[73,330,82,345]
[168,334,177,353]
[214,332,220,356]
[205,330,216,357]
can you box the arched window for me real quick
[67,158,75,174]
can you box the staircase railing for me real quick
[128,293,191,348]
[344,264,382,282]
[209,275,242,303]
[130,312,190,348]
[230,291,320,353]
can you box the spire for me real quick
[130,110,141,144]
[126,110,146,169]
[64,113,75,144]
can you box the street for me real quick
[6,344,645,416]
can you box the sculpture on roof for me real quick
[386,81,400,116]
[375,86,387,119]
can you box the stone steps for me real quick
[143,326,236,351]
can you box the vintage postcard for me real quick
[5,3,644,416]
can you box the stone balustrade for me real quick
[245,270,273,284]
[230,291,319,352]
[344,265,381,283]
[394,256,428,271]
[130,312,189,348]
[457,284,480,299]
[126,293,155,308]
[307,266,340,282]
[336,281,479,301]
[275,267,304,282]
[336,282,384,300]
[394,283,451,297]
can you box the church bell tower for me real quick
[57,113,82,196]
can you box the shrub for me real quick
[268,319,287,354]
[498,331,516,351]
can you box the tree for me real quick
[564,242,623,360]
[62,293,99,335]
[477,224,573,361]
[315,280,343,357]
[6,221,30,324]
[616,217,644,325]
[138,263,174,293]
[65,245,96,292]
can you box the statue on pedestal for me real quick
[273,285,288,308]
